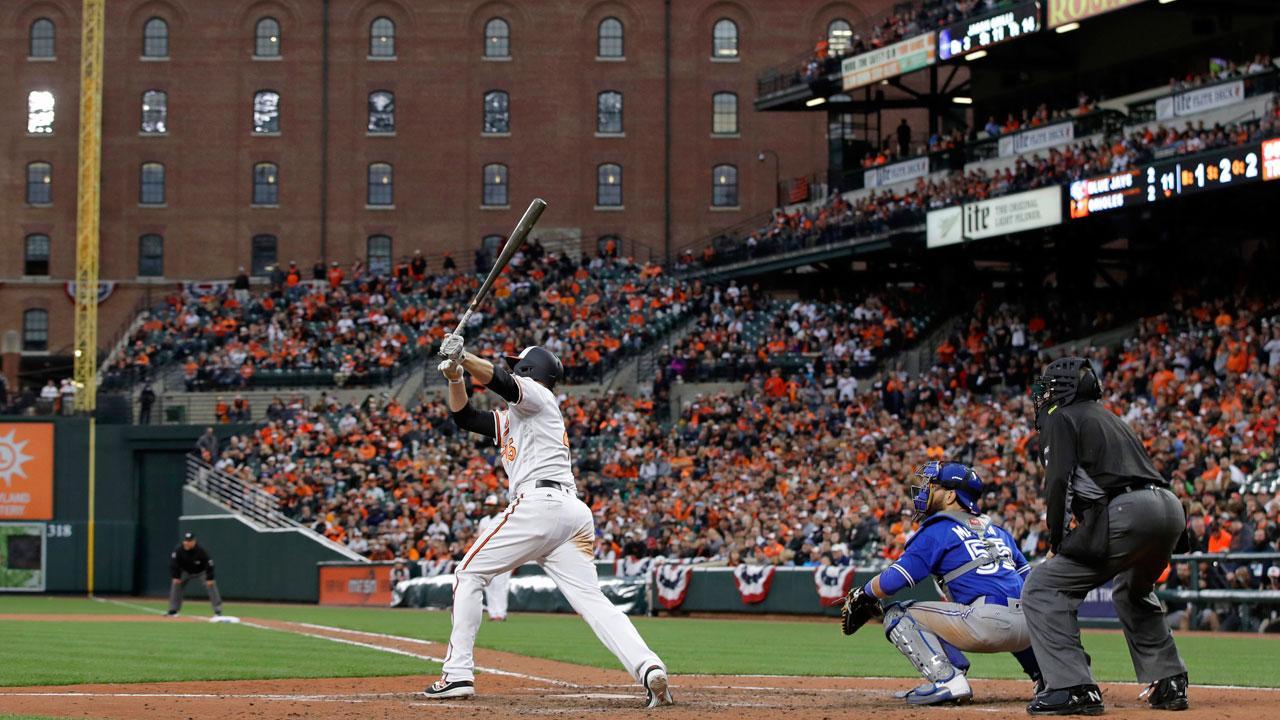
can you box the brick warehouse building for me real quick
[1,0,895,382]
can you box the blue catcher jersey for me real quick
[882,513,1030,605]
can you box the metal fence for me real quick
[185,455,298,530]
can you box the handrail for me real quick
[1126,67,1279,124]
[185,455,297,529]
[184,454,367,561]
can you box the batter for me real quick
[423,336,673,708]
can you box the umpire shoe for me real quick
[642,665,674,708]
[1027,685,1104,716]
[1142,672,1189,711]
[422,679,475,700]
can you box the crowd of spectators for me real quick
[101,246,693,392]
[200,276,1280,631]
[654,282,933,383]
[679,105,1280,271]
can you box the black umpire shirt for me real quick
[170,543,216,580]
[1040,401,1165,550]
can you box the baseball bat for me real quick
[451,197,547,338]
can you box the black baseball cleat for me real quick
[1141,672,1189,711]
[422,679,475,700]
[1027,684,1105,716]
[642,665,674,708]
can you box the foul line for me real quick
[243,620,578,688]
[91,596,167,616]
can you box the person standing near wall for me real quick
[168,532,223,617]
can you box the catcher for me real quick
[840,462,1043,705]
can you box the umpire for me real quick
[1023,357,1187,715]
[167,532,223,617]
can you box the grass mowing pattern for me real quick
[3,597,1277,688]
[0,619,433,687]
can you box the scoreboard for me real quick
[1069,137,1280,220]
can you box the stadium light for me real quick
[965,50,988,61]
[1159,0,1176,4]
[952,96,973,105]
[1055,22,1080,33]
[805,97,827,107]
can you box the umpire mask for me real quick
[1031,356,1100,430]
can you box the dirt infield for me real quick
[1,615,1272,719]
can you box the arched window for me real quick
[141,90,167,133]
[482,164,508,206]
[598,17,623,58]
[29,18,55,58]
[367,235,392,274]
[253,90,280,133]
[253,162,279,205]
[370,17,395,57]
[712,18,738,58]
[139,234,164,276]
[598,234,621,257]
[597,163,622,207]
[597,91,622,134]
[143,17,169,58]
[482,234,505,255]
[368,91,395,133]
[827,19,853,55]
[27,90,55,134]
[484,18,509,58]
[25,234,50,276]
[26,162,52,205]
[368,163,393,205]
[255,18,280,57]
[712,164,738,207]
[483,90,509,134]
[712,92,737,134]
[251,234,277,275]
[23,310,49,351]
[139,162,166,205]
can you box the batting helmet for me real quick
[911,461,983,517]
[503,346,563,390]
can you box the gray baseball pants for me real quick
[169,571,223,615]
[1023,487,1187,689]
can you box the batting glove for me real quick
[439,359,463,382]
[439,333,465,360]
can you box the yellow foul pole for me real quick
[75,0,105,594]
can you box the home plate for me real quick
[210,615,241,624]
[558,693,636,700]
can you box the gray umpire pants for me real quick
[169,571,223,614]
[1023,487,1186,689]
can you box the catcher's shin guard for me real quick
[883,603,960,683]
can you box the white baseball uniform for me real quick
[475,512,510,619]
[441,374,665,685]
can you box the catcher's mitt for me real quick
[840,585,883,636]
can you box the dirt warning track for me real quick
[1,615,1272,719]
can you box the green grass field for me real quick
[0,595,1276,688]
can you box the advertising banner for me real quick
[927,187,1062,247]
[0,424,54,520]
[998,121,1075,158]
[841,33,936,91]
[939,1,1041,61]
[1047,0,1148,29]
[864,156,930,189]
[1155,80,1245,121]
[318,563,393,606]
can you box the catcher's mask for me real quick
[1031,356,1101,429]
[911,461,983,519]
[503,346,564,390]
